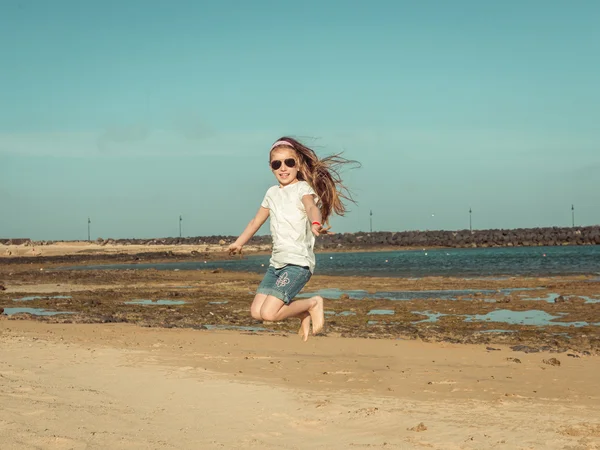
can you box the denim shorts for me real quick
[256,264,312,305]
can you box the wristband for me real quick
[312,221,321,226]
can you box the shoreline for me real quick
[0,241,443,264]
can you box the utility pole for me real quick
[87,217,91,241]
[469,208,472,232]
[571,204,575,228]
[370,210,373,233]
[179,215,183,238]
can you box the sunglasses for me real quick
[270,158,297,170]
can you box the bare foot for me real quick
[298,313,311,342]
[308,296,324,335]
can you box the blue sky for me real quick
[1,0,599,240]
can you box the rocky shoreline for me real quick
[3,225,599,250]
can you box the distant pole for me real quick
[87,217,91,241]
[571,204,575,228]
[469,208,472,232]
[370,210,373,233]
[179,215,183,237]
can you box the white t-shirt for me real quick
[261,180,319,273]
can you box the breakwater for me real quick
[7,226,598,250]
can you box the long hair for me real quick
[270,136,360,225]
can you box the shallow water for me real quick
[2,307,74,316]
[464,309,591,327]
[521,293,564,303]
[410,309,598,327]
[297,287,539,301]
[368,309,395,315]
[521,293,600,303]
[325,310,357,317]
[412,311,448,323]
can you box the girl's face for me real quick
[270,147,299,187]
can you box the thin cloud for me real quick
[171,111,216,141]
[97,124,150,153]
[330,128,600,158]
[0,129,277,158]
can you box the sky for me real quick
[1,0,599,241]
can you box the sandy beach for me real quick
[0,241,255,259]
[1,242,599,449]
[2,321,600,450]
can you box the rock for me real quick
[219,239,226,245]
[506,357,521,364]
[554,295,566,303]
[542,358,561,366]
[408,422,427,432]
[0,282,5,291]
[510,345,540,353]
[0,307,4,314]
[212,268,224,274]
[486,347,501,351]
[339,293,350,300]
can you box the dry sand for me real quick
[1,320,599,450]
[0,241,243,258]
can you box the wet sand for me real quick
[1,245,600,448]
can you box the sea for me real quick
[64,245,600,278]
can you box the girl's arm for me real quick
[301,195,325,236]
[228,206,270,254]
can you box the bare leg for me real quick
[250,294,268,320]
[308,296,324,335]
[252,294,310,340]
[297,312,310,342]
[260,295,325,336]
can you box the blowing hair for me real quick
[270,137,360,225]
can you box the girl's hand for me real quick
[311,223,332,237]
[228,243,243,256]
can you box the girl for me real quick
[228,137,358,341]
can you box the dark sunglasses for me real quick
[270,158,296,170]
